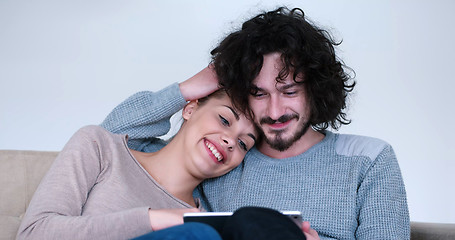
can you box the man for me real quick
[101,7,409,239]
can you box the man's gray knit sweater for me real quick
[101,83,410,239]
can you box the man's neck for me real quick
[257,128,325,159]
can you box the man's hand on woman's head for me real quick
[179,65,220,101]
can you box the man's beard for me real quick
[259,114,311,152]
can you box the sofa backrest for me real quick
[0,150,58,240]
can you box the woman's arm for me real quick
[17,127,152,240]
[100,66,219,152]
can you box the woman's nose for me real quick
[222,137,234,151]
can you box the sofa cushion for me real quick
[411,221,455,240]
[0,150,58,240]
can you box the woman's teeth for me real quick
[206,141,223,162]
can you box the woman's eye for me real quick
[219,115,230,126]
[238,139,248,151]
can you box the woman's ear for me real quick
[182,100,198,120]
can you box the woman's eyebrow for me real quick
[223,105,239,120]
[248,133,257,143]
[222,105,256,143]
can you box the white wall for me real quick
[1,0,454,224]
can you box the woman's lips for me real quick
[204,139,225,164]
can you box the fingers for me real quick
[303,229,319,240]
[186,208,201,213]
[148,208,199,231]
[301,221,320,240]
[179,66,220,101]
[301,221,311,233]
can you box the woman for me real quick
[16,68,258,240]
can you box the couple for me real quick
[17,6,409,240]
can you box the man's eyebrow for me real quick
[250,85,263,92]
[223,105,239,120]
[251,85,261,89]
[277,83,299,91]
[251,83,300,92]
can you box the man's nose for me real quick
[267,95,285,120]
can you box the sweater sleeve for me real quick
[100,83,187,151]
[17,127,152,240]
[355,145,410,239]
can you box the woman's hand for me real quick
[148,208,200,231]
[179,65,220,101]
[301,221,320,240]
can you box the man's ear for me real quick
[182,100,198,120]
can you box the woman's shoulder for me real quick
[68,125,125,147]
[73,125,114,138]
[63,125,129,166]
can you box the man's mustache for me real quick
[259,114,299,125]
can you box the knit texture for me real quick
[101,83,187,151]
[196,132,410,239]
[17,126,194,240]
[100,84,410,239]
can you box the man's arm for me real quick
[356,145,410,239]
[100,66,219,151]
[100,83,187,151]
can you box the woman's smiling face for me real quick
[181,91,257,179]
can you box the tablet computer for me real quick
[183,210,302,233]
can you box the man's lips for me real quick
[260,114,298,130]
[266,120,291,129]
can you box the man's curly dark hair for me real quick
[210,7,355,131]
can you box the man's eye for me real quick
[251,92,266,98]
[284,91,297,96]
[238,139,247,151]
[219,115,230,126]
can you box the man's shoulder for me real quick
[331,132,391,160]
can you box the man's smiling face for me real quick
[249,52,311,151]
